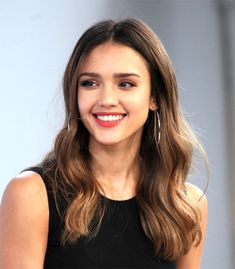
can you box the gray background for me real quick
[0,0,234,268]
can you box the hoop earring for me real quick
[67,114,71,131]
[153,110,161,145]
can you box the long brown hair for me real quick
[41,18,208,260]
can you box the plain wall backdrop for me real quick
[0,1,234,268]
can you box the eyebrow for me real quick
[78,72,140,79]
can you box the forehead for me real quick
[79,42,150,75]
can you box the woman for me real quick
[0,18,208,268]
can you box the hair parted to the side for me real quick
[41,18,208,260]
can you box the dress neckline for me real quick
[100,193,136,204]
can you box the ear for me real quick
[149,98,157,111]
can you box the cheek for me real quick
[127,92,151,114]
[77,101,89,129]
[78,90,98,116]
[77,93,89,116]
[78,101,85,116]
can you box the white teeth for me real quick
[96,115,124,121]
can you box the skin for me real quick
[0,171,48,269]
[0,42,208,269]
[176,182,208,269]
[77,42,155,200]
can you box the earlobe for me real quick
[149,99,157,111]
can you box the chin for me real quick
[91,134,128,147]
[96,139,124,146]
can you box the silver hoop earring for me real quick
[67,114,71,131]
[157,111,161,144]
[153,110,161,145]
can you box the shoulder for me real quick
[7,169,46,189]
[0,171,49,268]
[0,170,49,226]
[184,182,208,234]
[1,170,48,207]
[185,182,208,210]
[175,183,208,268]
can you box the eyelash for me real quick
[79,79,137,89]
[79,80,99,88]
[119,81,136,89]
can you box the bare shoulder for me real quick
[0,170,49,216]
[176,183,208,268]
[185,182,208,210]
[2,170,47,201]
[0,171,49,268]
[0,170,49,238]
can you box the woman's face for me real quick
[77,42,155,148]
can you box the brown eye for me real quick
[80,80,98,87]
[119,81,136,89]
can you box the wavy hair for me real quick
[41,18,208,260]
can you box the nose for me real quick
[97,86,118,107]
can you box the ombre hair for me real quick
[41,18,208,260]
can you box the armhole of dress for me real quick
[21,166,54,210]
[21,166,63,245]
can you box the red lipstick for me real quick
[93,112,126,128]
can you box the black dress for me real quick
[27,167,176,269]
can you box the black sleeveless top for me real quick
[28,167,176,269]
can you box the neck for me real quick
[89,140,141,200]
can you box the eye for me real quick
[79,80,99,88]
[119,81,136,89]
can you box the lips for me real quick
[92,112,126,127]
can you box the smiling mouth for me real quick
[92,113,127,127]
[94,114,126,121]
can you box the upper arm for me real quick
[176,183,208,269]
[0,171,49,269]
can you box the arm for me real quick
[0,171,49,269]
[176,183,208,269]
